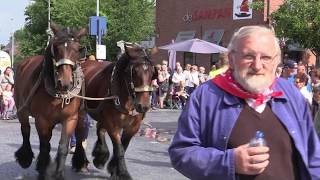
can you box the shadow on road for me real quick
[138,148,169,156]
[0,160,110,180]
[6,143,58,152]
[126,157,172,168]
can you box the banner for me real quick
[202,29,224,45]
[233,0,253,20]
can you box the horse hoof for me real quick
[79,166,89,173]
[15,146,34,168]
[71,151,89,172]
[72,163,89,173]
[93,158,105,169]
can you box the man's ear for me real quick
[228,52,234,70]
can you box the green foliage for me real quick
[16,0,155,61]
[250,0,264,11]
[272,0,320,55]
[100,0,155,59]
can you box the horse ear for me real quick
[125,45,140,59]
[75,27,88,39]
[50,22,60,35]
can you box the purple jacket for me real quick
[169,78,320,180]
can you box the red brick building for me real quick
[154,0,313,72]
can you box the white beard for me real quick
[234,69,274,94]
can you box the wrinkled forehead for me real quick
[235,33,278,55]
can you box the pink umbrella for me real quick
[159,38,228,54]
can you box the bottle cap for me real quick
[255,131,264,138]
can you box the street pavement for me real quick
[0,109,187,180]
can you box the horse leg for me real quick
[92,121,110,169]
[46,118,77,180]
[72,112,89,172]
[35,118,53,180]
[107,129,132,180]
[15,111,34,168]
[121,115,143,151]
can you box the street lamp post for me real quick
[96,0,100,57]
[11,33,14,68]
[10,18,14,68]
[46,0,52,45]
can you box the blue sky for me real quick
[0,0,32,45]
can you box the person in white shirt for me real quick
[187,65,199,95]
[198,66,208,84]
[158,65,170,108]
[295,74,312,105]
[172,66,186,87]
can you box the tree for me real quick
[16,0,155,61]
[272,0,320,57]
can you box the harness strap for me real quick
[55,58,75,67]
[16,68,44,113]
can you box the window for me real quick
[184,52,193,66]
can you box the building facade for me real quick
[154,0,312,72]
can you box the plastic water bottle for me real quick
[249,131,267,147]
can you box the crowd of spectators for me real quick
[151,58,230,110]
[152,54,320,134]
[280,60,320,132]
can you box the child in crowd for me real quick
[2,84,14,119]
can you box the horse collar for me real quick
[44,64,84,104]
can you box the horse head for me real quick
[122,43,156,113]
[46,22,87,92]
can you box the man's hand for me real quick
[234,143,270,175]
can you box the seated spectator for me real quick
[2,84,14,120]
[174,81,188,108]
[172,66,185,87]
[0,67,14,91]
[198,66,208,84]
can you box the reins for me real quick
[67,91,117,101]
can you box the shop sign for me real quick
[202,29,224,45]
[175,31,196,42]
[233,0,253,20]
[182,12,193,23]
[191,8,232,22]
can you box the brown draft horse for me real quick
[14,23,87,180]
[79,44,157,180]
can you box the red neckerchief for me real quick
[212,69,283,106]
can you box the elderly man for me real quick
[169,26,320,180]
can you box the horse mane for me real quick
[43,41,56,86]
